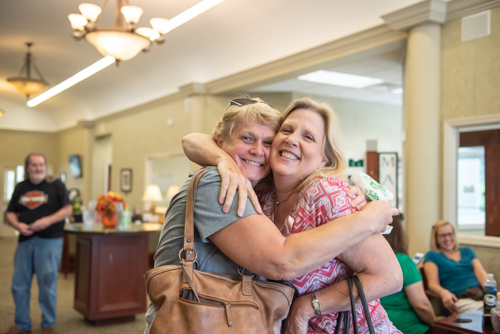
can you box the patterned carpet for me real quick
[0,236,147,334]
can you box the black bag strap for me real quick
[352,275,375,334]
[334,275,376,334]
[346,277,358,334]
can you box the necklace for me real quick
[276,194,292,205]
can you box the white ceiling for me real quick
[251,50,404,106]
[0,0,419,132]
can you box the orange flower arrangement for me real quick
[95,191,126,218]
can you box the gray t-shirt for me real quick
[145,167,258,332]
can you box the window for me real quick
[457,146,485,233]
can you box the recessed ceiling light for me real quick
[298,70,384,89]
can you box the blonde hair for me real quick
[430,220,458,252]
[282,98,347,189]
[212,97,282,142]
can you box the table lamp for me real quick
[142,184,163,214]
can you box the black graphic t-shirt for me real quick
[7,178,71,242]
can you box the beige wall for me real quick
[0,129,58,172]
[441,7,500,122]
[437,8,500,276]
[55,126,90,202]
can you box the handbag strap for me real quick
[352,275,375,334]
[183,168,208,262]
[334,275,376,334]
[346,277,358,334]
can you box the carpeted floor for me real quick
[0,237,147,334]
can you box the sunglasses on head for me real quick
[229,98,275,110]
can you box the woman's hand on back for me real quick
[347,186,367,211]
[217,158,262,216]
[358,200,398,233]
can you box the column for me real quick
[403,22,441,255]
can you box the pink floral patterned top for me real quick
[258,176,401,334]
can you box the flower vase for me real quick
[102,213,117,228]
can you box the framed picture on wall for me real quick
[68,154,82,178]
[120,169,132,192]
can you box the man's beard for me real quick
[30,172,46,182]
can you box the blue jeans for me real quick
[12,236,63,331]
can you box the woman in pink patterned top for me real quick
[183,97,402,334]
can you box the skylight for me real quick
[298,70,384,89]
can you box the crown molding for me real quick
[382,0,500,31]
[179,83,206,96]
[205,24,407,94]
[381,0,447,31]
[446,0,500,20]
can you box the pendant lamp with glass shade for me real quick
[68,0,170,61]
[7,43,49,98]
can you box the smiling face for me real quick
[27,155,47,184]
[270,108,327,183]
[436,224,456,252]
[217,121,275,187]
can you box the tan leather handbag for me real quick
[145,169,295,334]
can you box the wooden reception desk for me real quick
[65,223,162,325]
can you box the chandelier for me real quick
[68,0,170,61]
[7,43,49,98]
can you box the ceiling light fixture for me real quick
[27,0,225,107]
[68,0,169,61]
[298,70,384,89]
[7,43,49,98]
[27,56,116,107]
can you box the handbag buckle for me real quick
[178,248,198,262]
[238,266,256,278]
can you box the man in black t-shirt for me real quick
[3,153,72,334]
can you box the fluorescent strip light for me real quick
[160,0,224,34]
[298,70,384,89]
[27,56,115,107]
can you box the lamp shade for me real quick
[68,13,88,30]
[150,18,170,34]
[121,5,143,24]
[79,3,102,22]
[136,27,160,41]
[142,184,163,202]
[84,29,151,61]
[165,185,180,199]
[7,77,48,96]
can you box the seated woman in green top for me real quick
[380,214,435,334]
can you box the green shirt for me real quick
[380,253,430,334]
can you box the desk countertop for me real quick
[433,310,495,334]
[64,222,162,234]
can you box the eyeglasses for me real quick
[437,232,454,239]
[229,98,275,110]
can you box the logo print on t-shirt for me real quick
[20,191,48,210]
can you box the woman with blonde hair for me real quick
[423,220,488,314]
[380,214,435,334]
[183,97,402,333]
